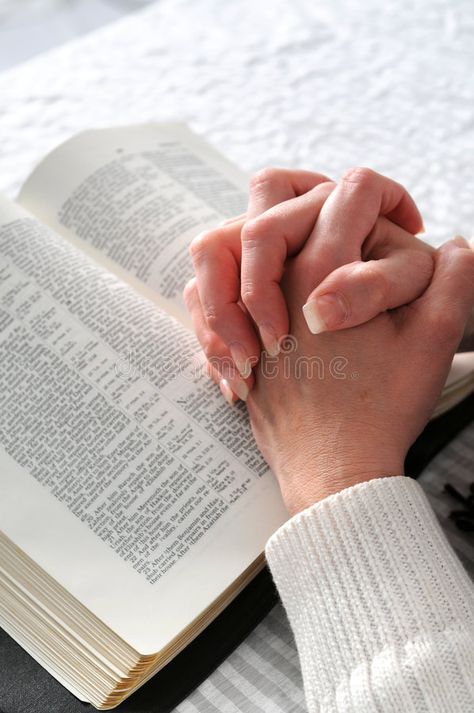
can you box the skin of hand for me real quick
[186,167,435,401]
[188,167,433,395]
[245,236,474,515]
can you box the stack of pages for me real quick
[433,352,474,417]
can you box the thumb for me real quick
[405,236,474,351]
[302,248,434,334]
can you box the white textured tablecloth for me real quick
[0,1,473,711]
[1,0,474,244]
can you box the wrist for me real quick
[275,449,405,515]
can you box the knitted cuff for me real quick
[266,476,474,709]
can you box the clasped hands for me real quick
[184,168,474,514]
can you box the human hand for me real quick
[187,167,428,398]
[246,234,474,515]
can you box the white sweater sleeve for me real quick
[265,476,474,713]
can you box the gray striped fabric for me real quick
[176,422,474,712]
[417,422,474,579]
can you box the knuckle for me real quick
[249,167,282,193]
[202,303,222,332]
[241,214,274,246]
[412,250,435,282]
[341,166,376,190]
[200,333,221,361]
[452,250,474,300]
[439,244,474,295]
[241,282,262,310]
[456,246,474,275]
[182,278,197,306]
[360,263,391,307]
[189,229,220,263]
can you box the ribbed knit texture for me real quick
[266,476,474,712]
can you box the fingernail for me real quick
[452,235,470,248]
[302,293,348,334]
[219,378,236,406]
[259,322,280,357]
[230,342,252,378]
[231,377,249,402]
[441,235,470,253]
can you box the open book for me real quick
[0,124,473,710]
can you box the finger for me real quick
[192,172,335,367]
[302,220,435,333]
[247,167,332,218]
[204,360,239,407]
[406,237,474,351]
[183,278,252,402]
[240,181,336,353]
[300,167,424,275]
[190,220,260,379]
[361,216,434,261]
[302,249,435,333]
[220,213,247,226]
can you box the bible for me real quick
[0,123,473,709]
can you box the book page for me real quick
[0,195,287,654]
[17,124,248,321]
